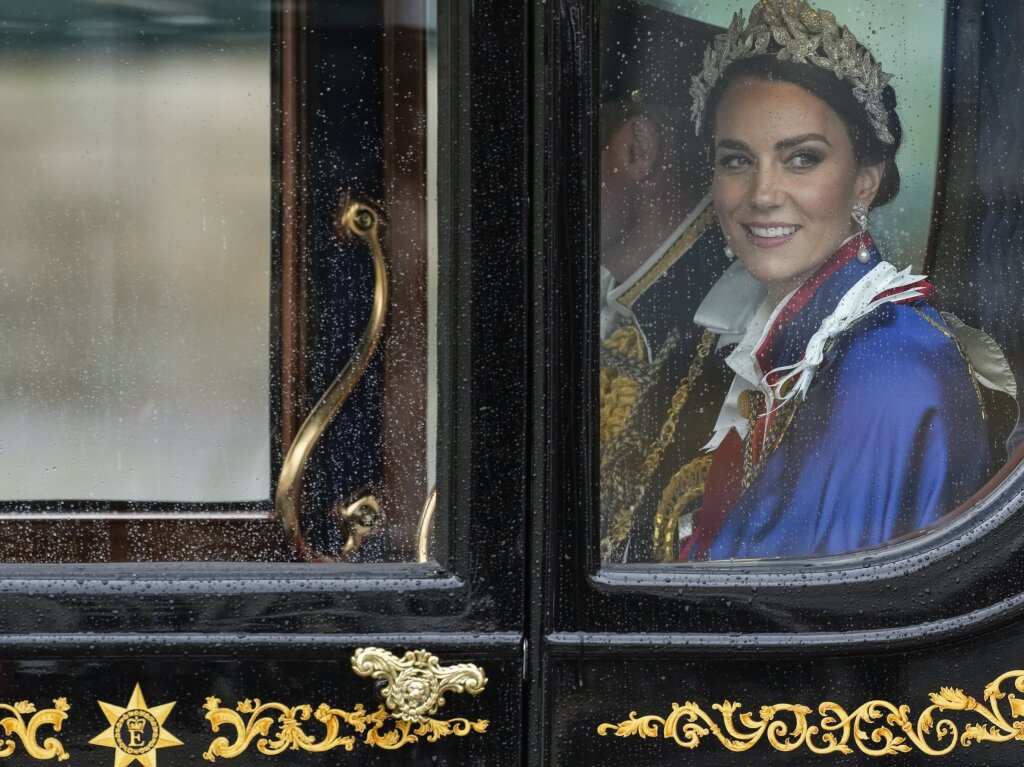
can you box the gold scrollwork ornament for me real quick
[597,669,1024,756]
[0,699,69,762]
[202,698,363,760]
[202,647,489,759]
[202,700,488,759]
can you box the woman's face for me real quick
[711,78,881,299]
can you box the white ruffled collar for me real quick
[695,258,930,450]
[692,262,774,450]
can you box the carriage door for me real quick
[0,0,530,764]
[532,0,1024,763]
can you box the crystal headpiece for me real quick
[690,0,895,144]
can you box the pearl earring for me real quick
[851,203,871,263]
[724,244,735,261]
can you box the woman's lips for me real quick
[744,223,800,249]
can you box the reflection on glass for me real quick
[0,2,271,502]
[598,0,1019,564]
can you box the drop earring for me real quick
[724,244,735,261]
[851,203,871,263]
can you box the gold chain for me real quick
[739,391,763,491]
[601,329,716,560]
[740,352,816,490]
[638,330,716,480]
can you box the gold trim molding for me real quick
[598,669,1024,756]
[0,699,69,761]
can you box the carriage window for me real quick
[0,2,271,504]
[599,0,1021,564]
[0,1,441,564]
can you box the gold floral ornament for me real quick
[202,648,488,759]
[202,699,362,760]
[597,669,1024,756]
[0,699,69,761]
[689,0,894,144]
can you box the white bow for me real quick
[762,262,927,410]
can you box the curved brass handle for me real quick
[335,494,384,558]
[415,485,437,563]
[276,194,389,561]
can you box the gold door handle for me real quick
[351,647,488,723]
[276,194,388,561]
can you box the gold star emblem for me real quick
[90,684,182,767]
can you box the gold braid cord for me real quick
[915,307,987,418]
[652,454,714,562]
[0,699,69,761]
[597,669,1024,756]
[601,329,717,560]
[599,326,647,445]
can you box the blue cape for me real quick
[703,249,990,559]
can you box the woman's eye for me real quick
[717,153,750,169]
[788,150,822,168]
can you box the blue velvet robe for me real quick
[702,247,990,560]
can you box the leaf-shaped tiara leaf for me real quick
[690,0,894,144]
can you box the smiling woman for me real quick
[710,78,883,301]
[598,0,1020,564]
[677,0,1018,560]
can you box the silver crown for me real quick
[690,0,894,144]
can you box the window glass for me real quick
[598,0,1020,564]
[0,1,271,502]
[0,0,441,566]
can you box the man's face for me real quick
[600,117,634,255]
